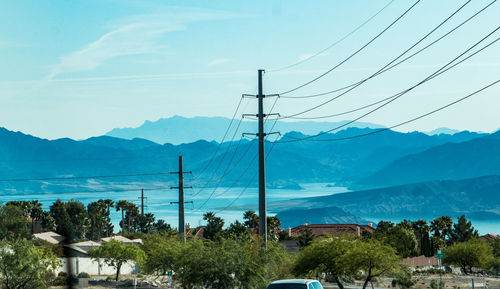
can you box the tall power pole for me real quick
[140,189,145,216]
[257,69,267,244]
[170,156,192,242]
[243,69,279,246]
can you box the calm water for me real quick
[0,183,347,231]
[2,183,498,235]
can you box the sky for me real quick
[0,0,499,140]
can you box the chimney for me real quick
[356,225,361,237]
[368,222,373,228]
[303,223,308,226]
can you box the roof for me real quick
[65,240,101,255]
[290,224,375,237]
[33,231,65,245]
[186,226,205,239]
[270,279,317,285]
[101,235,137,244]
[480,234,499,242]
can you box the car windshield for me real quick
[267,284,308,289]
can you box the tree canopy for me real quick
[0,239,59,289]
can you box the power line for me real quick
[190,117,246,197]
[2,187,173,197]
[276,28,500,143]
[191,100,281,213]
[279,0,421,95]
[279,0,495,101]
[216,133,280,213]
[0,172,173,182]
[277,0,476,120]
[268,0,395,72]
[280,80,499,142]
[191,96,245,180]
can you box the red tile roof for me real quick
[290,223,375,237]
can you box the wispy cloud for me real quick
[207,58,231,67]
[46,8,242,80]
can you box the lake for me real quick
[1,183,498,235]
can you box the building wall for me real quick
[56,257,138,276]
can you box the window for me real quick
[312,282,324,289]
[267,284,308,289]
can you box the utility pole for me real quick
[140,189,145,216]
[170,156,192,242]
[243,69,279,246]
[257,69,267,244]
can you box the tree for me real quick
[87,200,110,240]
[444,238,492,274]
[344,238,401,289]
[152,219,176,235]
[267,216,282,240]
[243,210,259,232]
[430,216,453,243]
[294,237,351,289]
[448,215,478,244]
[226,220,250,240]
[411,219,431,256]
[0,239,59,289]
[116,200,128,232]
[103,199,115,236]
[90,239,145,282]
[49,199,87,241]
[141,235,181,277]
[203,212,224,240]
[373,221,418,258]
[176,237,292,289]
[135,213,155,233]
[297,228,314,248]
[0,205,30,240]
[176,238,240,289]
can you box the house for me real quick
[186,225,205,239]
[480,233,499,242]
[33,231,65,245]
[289,223,376,238]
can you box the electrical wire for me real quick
[215,133,280,213]
[279,0,495,100]
[2,187,174,196]
[191,96,245,181]
[191,97,281,213]
[277,0,477,120]
[268,0,395,72]
[281,80,499,142]
[276,30,500,143]
[0,172,174,182]
[279,0,421,95]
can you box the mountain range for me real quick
[105,115,384,145]
[1,117,499,227]
[266,175,500,227]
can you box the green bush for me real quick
[430,279,445,289]
[77,272,90,278]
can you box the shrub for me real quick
[77,272,90,278]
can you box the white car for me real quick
[266,279,324,289]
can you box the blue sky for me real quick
[0,0,499,139]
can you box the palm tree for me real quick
[116,200,128,232]
[104,199,114,236]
